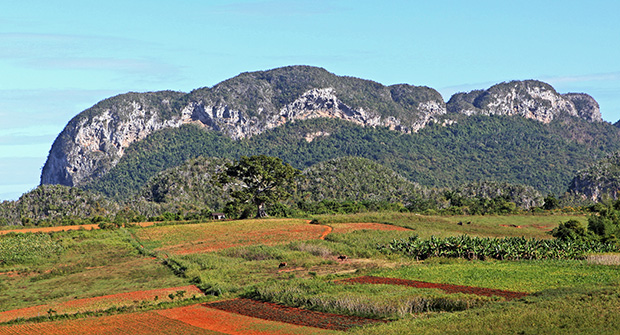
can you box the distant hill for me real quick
[0,185,118,226]
[298,156,426,203]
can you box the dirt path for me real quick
[318,226,332,240]
[0,222,157,235]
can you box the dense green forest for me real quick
[84,115,620,201]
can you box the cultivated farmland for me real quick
[1,213,619,334]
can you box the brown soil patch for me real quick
[205,298,388,331]
[0,285,203,323]
[330,222,412,234]
[0,222,156,235]
[339,276,528,300]
[0,310,218,335]
[158,303,337,335]
[499,224,522,228]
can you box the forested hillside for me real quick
[84,115,620,200]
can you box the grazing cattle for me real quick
[337,255,348,261]
[278,262,287,268]
[457,221,463,225]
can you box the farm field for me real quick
[1,212,619,334]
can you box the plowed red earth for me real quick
[340,276,528,300]
[0,304,341,335]
[0,222,156,235]
[0,285,203,323]
[205,298,388,331]
[157,303,338,334]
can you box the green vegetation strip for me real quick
[381,235,618,261]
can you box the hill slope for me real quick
[83,115,620,200]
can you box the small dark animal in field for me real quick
[278,262,287,268]
[467,221,472,224]
[457,221,463,225]
[337,255,348,261]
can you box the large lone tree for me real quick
[219,155,302,218]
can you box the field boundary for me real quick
[338,276,528,300]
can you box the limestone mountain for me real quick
[41,66,445,187]
[40,66,615,197]
[446,80,601,123]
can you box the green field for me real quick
[1,212,619,334]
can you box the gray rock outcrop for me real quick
[447,80,602,123]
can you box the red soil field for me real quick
[0,285,203,323]
[206,298,388,331]
[157,303,339,335]
[0,304,341,335]
[339,276,528,300]
[0,222,156,235]
[0,310,220,335]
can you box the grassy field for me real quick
[1,212,618,334]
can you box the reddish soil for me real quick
[0,310,217,335]
[0,222,156,235]
[318,226,332,240]
[0,304,339,335]
[499,224,522,228]
[157,303,337,335]
[0,285,203,323]
[339,276,528,300]
[205,298,388,331]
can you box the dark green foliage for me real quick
[299,156,425,203]
[219,155,302,218]
[585,200,620,243]
[84,125,237,200]
[543,194,559,210]
[381,235,618,261]
[0,185,118,226]
[138,156,232,210]
[551,219,593,242]
[440,181,543,214]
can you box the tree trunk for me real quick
[256,203,267,218]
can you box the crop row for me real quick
[0,233,63,265]
[379,235,619,261]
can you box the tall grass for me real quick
[245,279,496,319]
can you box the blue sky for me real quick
[1,0,619,200]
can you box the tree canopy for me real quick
[219,155,302,218]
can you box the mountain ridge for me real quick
[41,65,605,188]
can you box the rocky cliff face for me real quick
[567,152,620,202]
[41,66,446,187]
[447,80,602,123]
